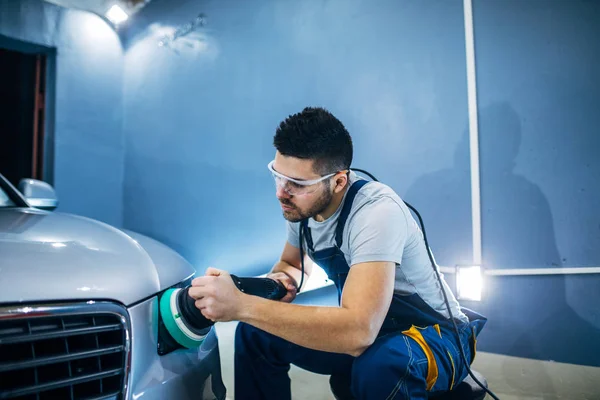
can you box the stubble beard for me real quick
[280,185,333,223]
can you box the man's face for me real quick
[271,153,334,222]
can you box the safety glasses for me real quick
[267,160,338,196]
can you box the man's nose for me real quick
[276,184,291,200]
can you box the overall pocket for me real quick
[402,324,465,393]
[401,325,440,392]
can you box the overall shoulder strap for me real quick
[299,219,314,253]
[335,179,369,247]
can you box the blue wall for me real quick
[122,0,470,274]
[0,0,125,227]
[472,0,600,366]
[475,0,599,270]
[122,0,600,366]
[408,0,600,366]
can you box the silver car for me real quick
[0,173,226,400]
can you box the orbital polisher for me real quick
[158,274,287,353]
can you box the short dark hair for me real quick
[273,107,353,175]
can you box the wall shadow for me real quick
[405,102,600,374]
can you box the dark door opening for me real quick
[0,47,47,187]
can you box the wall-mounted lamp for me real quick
[106,4,129,25]
[456,265,483,301]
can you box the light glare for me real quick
[457,265,483,301]
[106,5,128,24]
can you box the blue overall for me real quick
[235,180,487,399]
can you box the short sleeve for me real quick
[286,221,300,248]
[348,196,408,266]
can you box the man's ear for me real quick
[333,173,349,194]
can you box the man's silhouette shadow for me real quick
[405,102,600,370]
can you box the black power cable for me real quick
[351,168,500,400]
[298,220,306,291]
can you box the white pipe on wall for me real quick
[439,266,600,276]
[463,0,483,267]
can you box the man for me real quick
[189,107,486,399]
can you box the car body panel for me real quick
[128,297,226,400]
[0,209,197,306]
[122,229,196,293]
[0,207,161,306]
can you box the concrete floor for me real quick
[214,321,600,400]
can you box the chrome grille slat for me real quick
[0,302,131,400]
[81,392,121,400]
[0,324,122,345]
[0,345,124,373]
[1,368,122,399]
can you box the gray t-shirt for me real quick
[287,171,467,323]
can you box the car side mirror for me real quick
[18,179,59,211]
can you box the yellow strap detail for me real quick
[434,324,442,337]
[446,350,456,390]
[402,326,439,391]
[472,328,477,363]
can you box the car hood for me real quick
[0,208,195,306]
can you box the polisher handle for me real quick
[229,275,288,300]
[181,275,288,331]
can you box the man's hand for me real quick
[188,267,246,322]
[266,271,298,303]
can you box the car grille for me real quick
[0,302,131,400]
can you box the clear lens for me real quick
[267,160,334,196]
[272,175,321,196]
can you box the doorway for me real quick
[0,44,50,187]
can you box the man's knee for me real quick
[235,322,266,353]
[235,321,253,342]
[351,338,425,399]
[235,322,288,363]
[235,322,264,359]
[351,347,410,389]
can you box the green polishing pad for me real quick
[159,288,207,349]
